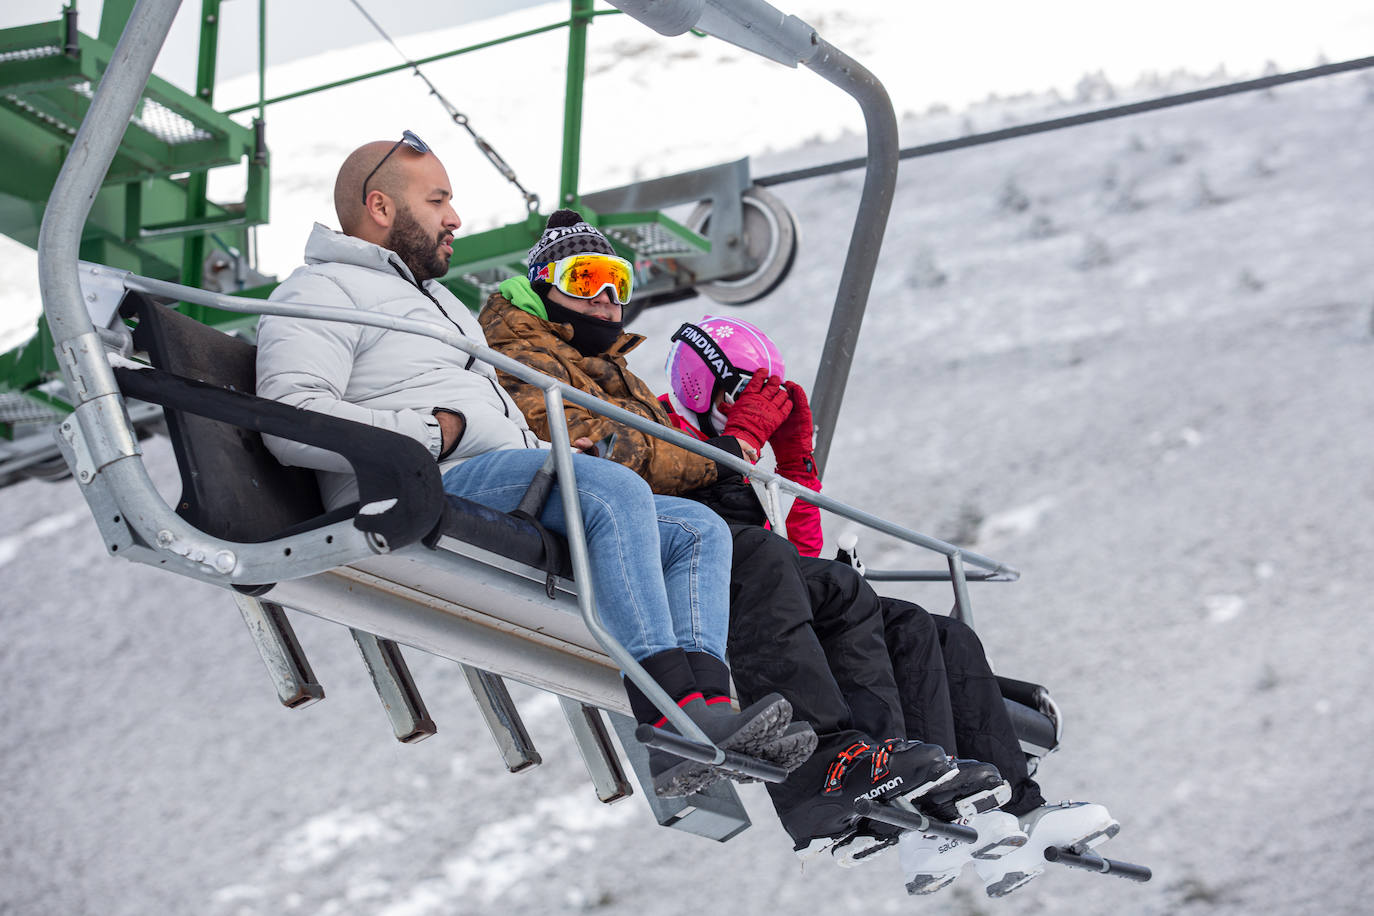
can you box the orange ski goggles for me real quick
[531,253,634,305]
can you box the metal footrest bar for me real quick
[853,797,979,842]
[559,696,633,803]
[1044,846,1153,882]
[351,631,437,744]
[634,724,790,783]
[461,665,541,772]
[607,712,751,842]
[232,593,324,709]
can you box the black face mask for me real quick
[543,297,624,357]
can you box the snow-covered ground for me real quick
[3,3,1374,914]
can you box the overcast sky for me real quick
[5,0,1373,97]
[1,0,547,84]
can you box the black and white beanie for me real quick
[526,209,616,283]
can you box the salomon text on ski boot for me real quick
[785,738,958,865]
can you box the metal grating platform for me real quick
[0,44,61,64]
[0,391,61,426]
[604,221,702,259]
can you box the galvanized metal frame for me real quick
[84,267,1018,740]
[37,0,1015,790]
[603,0,899,474]
[353,629,439,743]
[462,664,541,771]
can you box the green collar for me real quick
[498,276,546,320]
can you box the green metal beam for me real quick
[97,0,138,48]
[595,210,711,253]
[558,0,595,209]
[446,213,547,275]
[183,0,223,286]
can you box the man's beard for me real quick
[387,204,450,282]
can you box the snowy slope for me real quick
[3,6,1374,915]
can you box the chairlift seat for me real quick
[998,675,1061,765]
[116,292,572,580]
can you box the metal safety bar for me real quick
[123,269,1022,586]
[635,724,790,784]
[109,271,1018,748]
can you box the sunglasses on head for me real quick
[361,130,430,204]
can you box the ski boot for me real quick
[901,809,1027,895]
[835,755,1008,868]
[916,759,1012,822]
[787,738,958,865]
[973,801,1119,897]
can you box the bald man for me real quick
[253,136,803,797]
[256,132,530,503]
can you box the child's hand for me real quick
[722,373,792,453]
[769,381,814,464]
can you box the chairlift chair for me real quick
[26,0,1150,883]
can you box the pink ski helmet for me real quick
[665,315,786,414]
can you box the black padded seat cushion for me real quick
[997,675,1059,754]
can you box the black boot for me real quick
[916,758,1010,821]
[686,651,817,775]
[627,650,794,797]
[778,736,958,863]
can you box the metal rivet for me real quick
[156,529,174,547]
[213,550,236,574]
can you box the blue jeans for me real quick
[442,449,731,662]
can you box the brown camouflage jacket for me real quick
[478,291,721,496]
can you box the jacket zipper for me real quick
[392,261,477,370]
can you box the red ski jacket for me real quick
[658,394,824,557]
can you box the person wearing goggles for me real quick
[258,142,804,801]
[531,252,635,307]
[480,211,1048,881]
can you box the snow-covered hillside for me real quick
[3,6,1374,915]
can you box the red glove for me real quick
[722,373,792,453]
[770,380,816,473]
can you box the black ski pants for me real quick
[881,597,1045,816]
[723,525,904,745]
[722,524,1043,816]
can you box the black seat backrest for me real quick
[118,291,565,580]
[122,292,330,543]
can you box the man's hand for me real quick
[722,373,792,456]
[435,409,465,456]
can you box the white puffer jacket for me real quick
[257,223,545,509]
